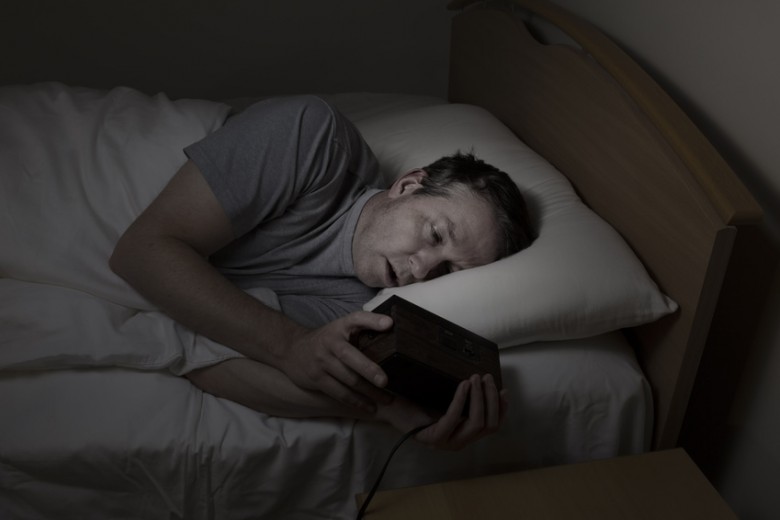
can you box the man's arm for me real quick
[187,357,508,451]
[110,160,390,412]
[186,358,368,419]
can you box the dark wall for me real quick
[2,0,451,100]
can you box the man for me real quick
[110,95,534,450]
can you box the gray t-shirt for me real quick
[184,95,383,327]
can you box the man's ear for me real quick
[388,169,427,198]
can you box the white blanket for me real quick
[0,278,281,374]
[0,83,229,309]
[0,82,257,374]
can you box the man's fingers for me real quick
[319,374,377,413]
[354,379,394,405]
[498,389,510,424]
[423,379,471,444]
[451,374,485,443]
[426,374,500,450]
[324,351,392,404]
[282,312,395,410]
[483,374,501,429]
[345,310,394,332]
[468,374,485,424]
[332,335,388,388]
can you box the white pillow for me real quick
[352,103,677,348]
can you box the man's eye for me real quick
[432,226,442,244]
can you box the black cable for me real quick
[355,423,432,520]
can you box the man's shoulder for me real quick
[244,95,338,121]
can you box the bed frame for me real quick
[447,0,762,449]
[4,0,760,456]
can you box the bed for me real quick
[0,1,761,519]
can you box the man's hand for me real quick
[376,373,508,451]
[277,311,393,412]
[415,374,508,450]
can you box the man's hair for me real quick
[418,151,535,258]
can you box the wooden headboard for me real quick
[447,0,762,449]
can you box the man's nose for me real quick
[409,250,445,281]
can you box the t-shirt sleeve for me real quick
[184,95,378,238]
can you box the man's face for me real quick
[353,170,501,288]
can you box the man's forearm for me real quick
[185,358,432,434]
[186,357,510,452]
[186,358,368,420]
[110,233,303,364]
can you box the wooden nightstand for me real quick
[357,449,737,519]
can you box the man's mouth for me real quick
[386,260,399,287]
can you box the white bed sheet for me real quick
[0,83,652,519]
[0,332,650,519]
